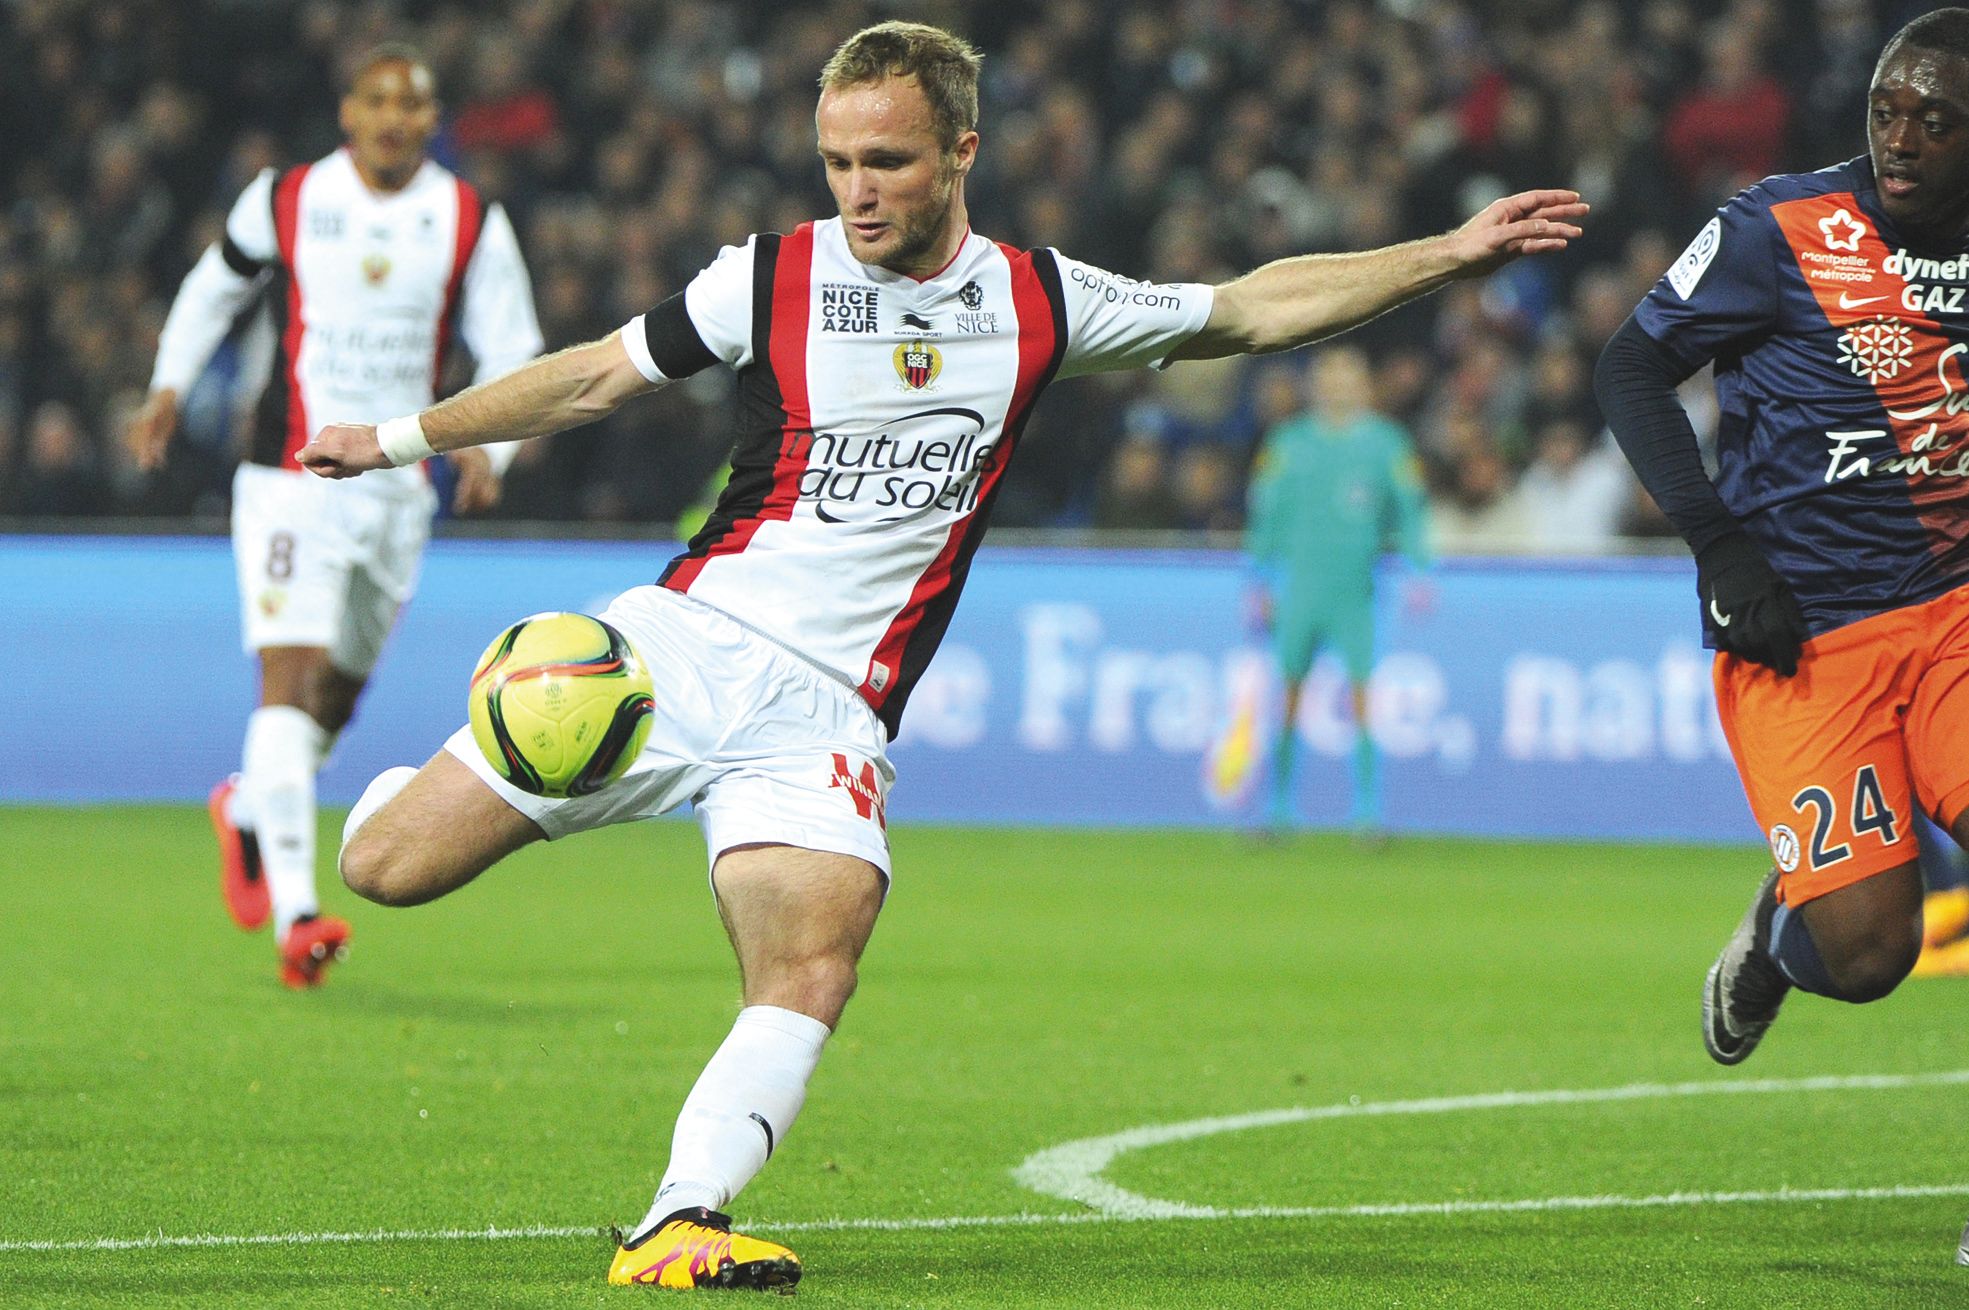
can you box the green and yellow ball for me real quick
[467,612,655,798]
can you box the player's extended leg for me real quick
[338,751,545,907]
[611,844,884,1290]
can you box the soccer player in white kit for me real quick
[128,45,543,988]
[301,23,1584,1290]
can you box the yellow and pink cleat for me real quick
[608,1207,801,1291]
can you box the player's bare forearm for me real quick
[1174,189,1587,360]
[422,335,653,451]
[299,334,656,479]
[1181,239,1464,359]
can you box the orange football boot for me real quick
[209,776,270,931]
[279,915,350,989]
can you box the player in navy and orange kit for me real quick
[1597,9,1969,1065]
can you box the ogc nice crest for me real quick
[893,339,943,390]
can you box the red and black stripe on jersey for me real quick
[431,183,484,391]
[862,245,1068,734]
[250,163,315,470]
[249,165,485,471]
[659,227,809,594]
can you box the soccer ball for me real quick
[467,612,656,798]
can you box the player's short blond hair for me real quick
[819,22,982,150]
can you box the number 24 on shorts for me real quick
[1784,764,1901,871]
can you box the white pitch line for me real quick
[7,1071,1967,1257]
[7,1185,1969,1255]
[1012,1069,1969,1218]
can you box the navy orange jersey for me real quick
[1635,155,1969,642]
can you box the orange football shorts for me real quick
[1713,582,1969,905]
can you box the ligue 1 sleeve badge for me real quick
[894,339,943,390]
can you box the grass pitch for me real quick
[3,808,1967,1308]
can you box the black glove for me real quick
[1696,531,1808,676]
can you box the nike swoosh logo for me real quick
[1709,599,1733,627]
[1838,293,1888,309]
[814,503,847,524]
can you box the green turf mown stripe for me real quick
[9,1183,1969,1254]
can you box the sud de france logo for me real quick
[1837,316,1914,384]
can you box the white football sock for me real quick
[634,1006,831,1238]
[225,777,255,831]
[229,723,335,834]
[242,706,326,938]
[342,765,418,853]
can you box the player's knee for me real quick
[795,953,859,1007]
[1826,934,1919,1003]
[338,828,419,907]
[336,828,389,903]
[757,953,859,1024]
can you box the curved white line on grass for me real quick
[8,1072,1968,1256]
[1012,1069,1969,1218]
[7,1184,1969,1254]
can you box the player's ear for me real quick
[951,130,979,177]
[339,93,357,137]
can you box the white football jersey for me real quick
[622,218,1212,735]
[152,147,541,497]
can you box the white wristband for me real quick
[376,414,437,467]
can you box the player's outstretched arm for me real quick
[126,388,180,472]
[298,333,658,478]
[1171,189,1588,361]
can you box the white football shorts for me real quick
[231,464,435,677]
[444,585,896,879]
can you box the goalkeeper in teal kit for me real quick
[1244,346,1429,833]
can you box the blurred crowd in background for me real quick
[0,0,1926,549]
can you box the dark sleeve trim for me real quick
[750,232,782,371]
[1594,314,1740,555]
[220,233,265,277]
[640,291,717,379]
[1027,247,1071,382]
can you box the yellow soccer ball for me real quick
[467,612,655,798]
